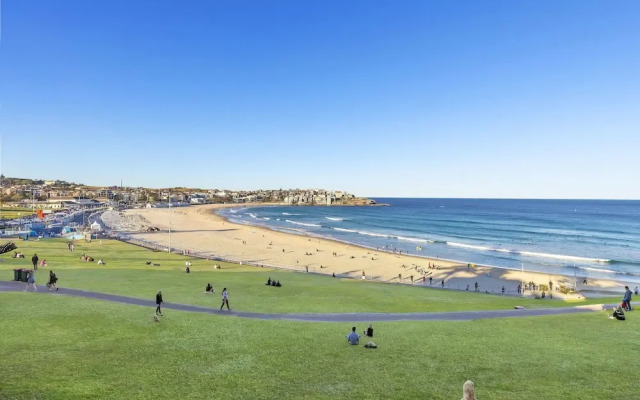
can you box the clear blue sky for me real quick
[1,1,638,198]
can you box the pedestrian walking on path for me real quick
[220,288,230,311]
[47,270,58,291]
[32,254,39,270]
[155,291,164,316]
[24,271,37,292]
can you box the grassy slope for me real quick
[0,239,618,313]
[0,207,35,220]
[1,293,638,400]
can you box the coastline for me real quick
[118,204,631,299]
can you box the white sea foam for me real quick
[396,236,434,244]
[356,230,390,238]
[580,266,617,273]
[263,217,270,220]
[517,250,610,263]
[325,217,343,221]
[446,241,611,264]
[285,220,321,228]
[282,212,300,216]
[447,242,494,251]
[333,227,358,233]
[249,213,258,219]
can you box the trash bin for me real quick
[13,269,19,281]
[20,269,29,283]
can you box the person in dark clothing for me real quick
[364,324,374,337]
[266,277,272,285]
[155,291,164,316]
[32,254,39,270]
[205,283,214,293]
[47,270,58,291]
[622,286,632,311]
[612,306,626,321]
[275,280,281,287]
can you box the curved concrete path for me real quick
[0,280,609,322]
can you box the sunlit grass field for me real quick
[0,239,617,313]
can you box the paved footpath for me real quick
[0,280,610,323]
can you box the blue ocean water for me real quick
[216,199,640,282]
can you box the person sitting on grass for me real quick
[275,280,282,287]
[266,277,272,286]
[97,259,105,265]
[346,327,360,345]
[611,306,626,321]
[204,283,214,293]
[363,324,374,338]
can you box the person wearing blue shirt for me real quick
[346,327,360,345]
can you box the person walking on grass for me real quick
[220,288,230,311]
[24,270,37,292]
[155,291,164,316]
[622,286,632,311]
[32,253,39,270]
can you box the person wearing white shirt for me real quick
[220,288,230,311]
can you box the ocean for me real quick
[216,199,640,282]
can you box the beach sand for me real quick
[118,204,629,300]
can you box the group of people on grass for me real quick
[346,324,375,347]
[610,286,634,321]
[266,277,282,287]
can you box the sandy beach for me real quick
[114,204,630,299]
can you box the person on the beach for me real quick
[474,282,479,292]
[622,286,632,311]
[363,324,374,338]
[441,279,445,288]
[429,277,432,285]
[362,271,365,280]
[32,254,39,270]
[220,288,230,311]
[346,327,359,345]
[155,291,164,316]
[24,270,37,292]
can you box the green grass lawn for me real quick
[1,293,638,400]
[0,239,618,313]
[0,207,35,220]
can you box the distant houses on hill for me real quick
[1,176,373,210]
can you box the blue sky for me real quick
[1,1,638,198]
